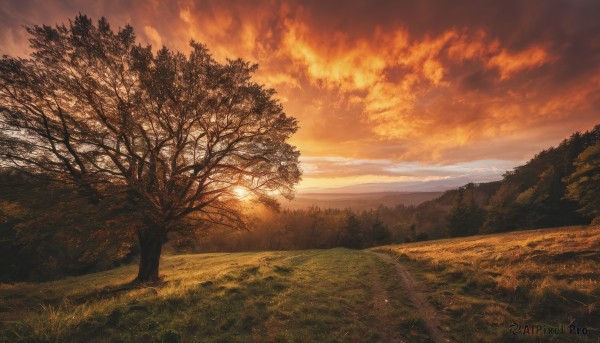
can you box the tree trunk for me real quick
[136,224,167,283]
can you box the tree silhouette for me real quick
[0,15,301,282]
[371,218,391,245]
[446,183,485,237]
[341,212,363,249]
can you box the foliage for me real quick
[482,127,600,233]
[0,169,136,281]
[446,183,486,237]
[4,120,600,280]
[179,205,396,253]
[340,212,364,249]
[371,218,392,246]
[218,123,599,250]
[566,142,600,221]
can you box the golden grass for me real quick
[374,225,600,342]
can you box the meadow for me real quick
[374,225,600,342]
[1,225,598,342]
[0,249,429,342]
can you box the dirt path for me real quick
[373,252,452,343]
[367,265,404,342]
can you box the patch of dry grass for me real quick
[374,225,600,342]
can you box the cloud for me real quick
[275,12,598,165]
[300,156,513,178]
[0,0,599,188]
[297,156,514,189]
[486,45,554,80]
[143,25,163,48]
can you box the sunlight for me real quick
[233,186,251,200]
[267,189,280,196]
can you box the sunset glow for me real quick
[2,0,598,192]
[233,187,251,201]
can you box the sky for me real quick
[1,0,599,192]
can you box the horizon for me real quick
[1,0,598,191]
[294,174,501,194]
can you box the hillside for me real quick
[1,225,598,342]
[482,126,600,232]
[374,225,600,342]
[393,125,600,239]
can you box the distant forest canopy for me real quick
[1,124,600,282]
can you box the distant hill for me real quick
[405,181,501,239]
[298,175,503,194]
[283,191,444,210]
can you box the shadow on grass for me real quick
[3,264,292,343]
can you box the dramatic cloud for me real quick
[1,0,599,190]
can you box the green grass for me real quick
[0,248,426,342]
[373,225,600,342]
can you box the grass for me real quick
[0,248,428,342]
[373,225,600,342]
[3,226,598,342]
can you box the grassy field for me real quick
[1,226,599,342]
[374,225,600,342]
[0,249,429,343]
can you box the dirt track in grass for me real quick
[373,252,453,343]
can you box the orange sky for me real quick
[1,0,599,191]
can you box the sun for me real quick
[233,186,250,200]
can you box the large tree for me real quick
[0,15,301,282]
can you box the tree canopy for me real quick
[482,128,597,233]
[566,142,600,223]
[0,15,301,281]
[446,183,485,237]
